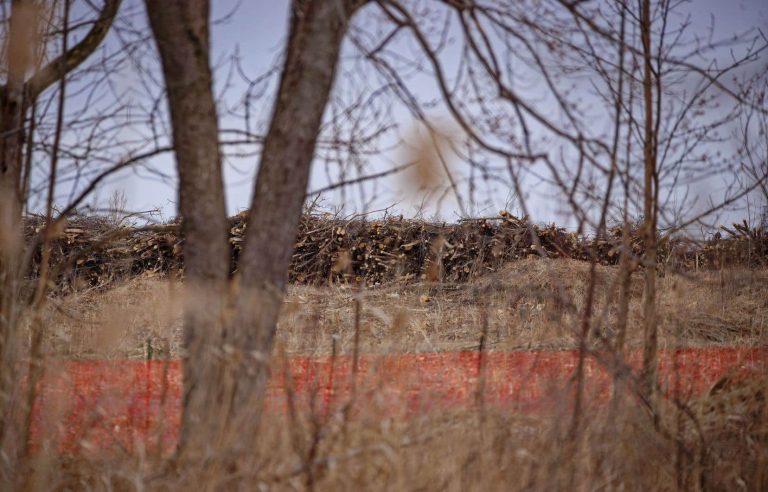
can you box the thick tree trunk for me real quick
[144,0,230,458]
[224,0,361,451]
[639,0,658,398]
[144,0,361,465]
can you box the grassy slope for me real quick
[22,257,768,490]
[41,257,768,359]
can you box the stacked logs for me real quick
[22,212,768,291]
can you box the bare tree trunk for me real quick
[0,0,35,283]
[0,0,29,209]
[144,0,362,464]
[143,0,231,459]
[225,0,362,451]
[615,219,633,353]
[1,1,121,480]
[639,0,658,398]
[616,13,636,354]
[0,0,39,461]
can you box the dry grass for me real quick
[19,258,767,490]
[33,372,768,491]
[41,258,768,359]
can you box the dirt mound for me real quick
[23,213,768,290]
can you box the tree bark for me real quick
[143,0,231,458]
[0,0,42,461]
[0,0,121,480]
[224,0,362,452]
[615,220,633,353]
[144,0,361,466]
[639,0,658,398]
[0,0,34,225]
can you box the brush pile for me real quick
[24,215,182,289]
[23,212,768,290]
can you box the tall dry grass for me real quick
[28,368,768,491]
[6,258,761,490]
[42,258,767,358]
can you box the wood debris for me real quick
[22,213,767,291]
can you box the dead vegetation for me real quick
[30,367,768,491]
[40,258,768,360]
[16,215,768,491]
[16,231,768,491]
[24,213,768,293]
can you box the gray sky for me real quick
[88,0,768,226]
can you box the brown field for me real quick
[43,258,768,359]
[4,0,766,488]
[18,258,766,490]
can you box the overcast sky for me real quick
[87,0,768,226]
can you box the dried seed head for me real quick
[399,121,459,200]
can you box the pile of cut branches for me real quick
[24,215,182,290]
[22,212,767,291]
